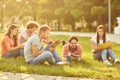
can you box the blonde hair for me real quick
[39,25,50,34]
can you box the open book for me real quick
[71,54,80,57]
[51,40,61,48]
[97,42,113,50]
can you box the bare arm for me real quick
[4,41,19,52]
[62,45,69,58]
[76,45,82,61]
[18,39,24,48]
[91,41,100,53]
[21,33,30,41]
[43,38,53,44]
[32,45,44,56]
[78,57,82,61]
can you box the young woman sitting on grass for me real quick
[91,25,120,65]
[1,24,24,58]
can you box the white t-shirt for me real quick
[24,34,43,62]
[91,35,110,47]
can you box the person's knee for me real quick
[102,49,107,53]
[107,49,112,52]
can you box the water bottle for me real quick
[67,52,71,63]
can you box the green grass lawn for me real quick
[0,34,120,80]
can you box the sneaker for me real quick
[56,61,69,65]
[51,40,61,48]
[114,58,120,64]
[103,60,112,65]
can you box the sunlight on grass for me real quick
[0,33,120,80]
[20,66,28,72]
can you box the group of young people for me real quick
[0,21,120,65]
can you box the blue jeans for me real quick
[44,44,62,63]
[93,49,116,61]
[2,48,24,58]
[29,51,55,65]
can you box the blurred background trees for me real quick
[0,0,120,32]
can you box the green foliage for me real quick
[91,6,106,15]
[0,0,120,31]
[40,9,53,19]
[0,34,120,80]
[55,8,65,18]
[71,9,84,19]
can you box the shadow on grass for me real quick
[1,56,120,80]
[18,57,68,77]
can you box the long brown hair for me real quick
[6,24,18,47]
[96,25,106,45]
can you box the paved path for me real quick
[51,31,120,44]
[0,72,93,80]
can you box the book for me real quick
[71,54,80,57]
[97,42,113,50]
[51,40,61,48]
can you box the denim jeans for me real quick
[29,51,55,65]
[44,44,62,62]
[93,49,116,61]
[2,48,24,58]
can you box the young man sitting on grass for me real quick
[18,21,39,45]
[24,25,67,65]
[62,36,82,63]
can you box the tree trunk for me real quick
[57,19,61,31]
[71,22,75,31]
[0,4,4,29]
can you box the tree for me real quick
[55,8,65,30]
[91,6,106,25]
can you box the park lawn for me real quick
[0,34,120,80]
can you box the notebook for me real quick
[97,42,113,50]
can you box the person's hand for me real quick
[78,57,81,62]
[44,38,53,44]
[18,44,24,48]
[94,47,102,52]
[49,47,55,52]
[108,44,113,49]
[92,50,96,53]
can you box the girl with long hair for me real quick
[91,25,119,65]
[1,24,23,57]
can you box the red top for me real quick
[1,36,14,55]
[62,43,82,58]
